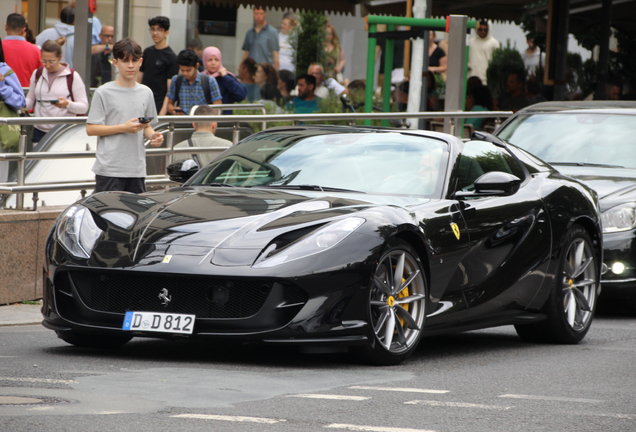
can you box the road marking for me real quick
[171,414,286,424]
[326,424,436,432]
[349,386,449,394]
[577,412,635,420]
[404,400,512,410]
[499,394,604,404]
[288,394,370,401]
[0,377,77,384]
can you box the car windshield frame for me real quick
[496,111,636,169]
[188,131,451,198]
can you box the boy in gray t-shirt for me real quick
[87,38,164,193]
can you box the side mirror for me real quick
[455,171,521,199]
[167,159,199,183]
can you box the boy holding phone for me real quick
[86,38,164,193]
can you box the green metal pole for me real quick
[364,23,377,126]
[366,15,477,30]
[381,24,395,127]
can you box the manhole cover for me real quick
[0,395,72,406]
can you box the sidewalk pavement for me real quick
[0,302,43,326]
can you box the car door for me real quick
[419,199,471,327]
[450,141,552,321]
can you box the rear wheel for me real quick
[515,224,598,343]
[56,331,132,348]
[356,239,427,365]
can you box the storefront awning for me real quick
[171,0,358,15]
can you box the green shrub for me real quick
[486,40,525,99]
[295,11,327,76]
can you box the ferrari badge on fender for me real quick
[451,223,460,240]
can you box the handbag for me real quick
[0,69,21,152]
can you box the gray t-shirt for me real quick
[88,81,158,177]
[242,24,279,64]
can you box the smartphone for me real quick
[138,116,154,124]
[37,99,59,103]
[173,107,184,113]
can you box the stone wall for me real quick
[0,206,65,304]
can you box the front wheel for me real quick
[356,239,427,365]
[515,224,598,344]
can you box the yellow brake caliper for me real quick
[390,264,410,330]
[397,277,409,328]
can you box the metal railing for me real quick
[0,109,512,210]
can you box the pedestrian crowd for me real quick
[1,7,632,191]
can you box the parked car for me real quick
[43,125,602,365]
[495,101,636,307]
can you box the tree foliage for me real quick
[614,30,636,88]
[486,41,525,99]
[294,11,327,76]
[520,0,548,52]
[520,0,636,93]
[576,30,636,95]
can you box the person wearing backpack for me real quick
[25,40,89,144]
[0,37,27,183]
[166,49,222,116]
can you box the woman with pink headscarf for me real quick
[202,46,246,106]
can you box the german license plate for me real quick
[122,311,195,334]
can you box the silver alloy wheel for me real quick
[370,249,426,354]
[562,238,596,331]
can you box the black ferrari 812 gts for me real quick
[43,126,602,364]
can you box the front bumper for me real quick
[42,266,372,345]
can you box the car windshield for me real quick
[190,131,449,197]
[497,113,636,168]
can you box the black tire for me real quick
[56,331,132,348]
[515,224,598,344]
[355,239,427,365]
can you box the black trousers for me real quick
[94,175,146,194]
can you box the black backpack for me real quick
[173,74,213,109]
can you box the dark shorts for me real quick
[32,128,47,143]
[94,175,146,194]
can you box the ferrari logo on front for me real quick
[158,288,172,306]
[451,223,460,240]
[162,255,172,263]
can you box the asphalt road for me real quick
[1,303,635,432]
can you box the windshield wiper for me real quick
[257,184,366,194]
[203,183,242,188]
[551,162,625,168]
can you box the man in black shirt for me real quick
[91,25,114,87]
[137,16,179,114]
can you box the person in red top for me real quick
[2,13,41,87]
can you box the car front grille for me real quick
[59,270,306,319]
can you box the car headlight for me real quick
[253,217,365,268]
[601,203,636,233]
[56,205,103,258]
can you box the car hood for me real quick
[83,187,427,265]
[553,165,636,210]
